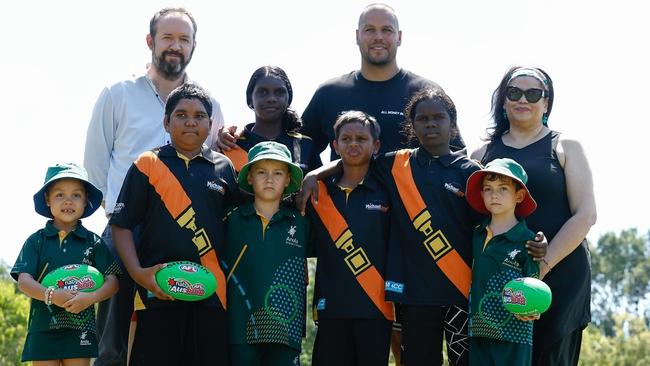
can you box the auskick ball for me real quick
[155,261,217,301]
[502,277,552,316]
[41,264,104,292]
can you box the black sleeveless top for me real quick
[482,130,590,352]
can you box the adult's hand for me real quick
[217,125,240,151]
[526,232,547,260]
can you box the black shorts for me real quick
[22,329,98,361]
[129,304,228,366]
[401,304,469,366]
[312,318,392,366]
[470,337,531,365]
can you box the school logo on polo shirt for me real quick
[503,249,522,270]
[285,225,302,248]
[82,247,93,265]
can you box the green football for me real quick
[502,277,552,316]
[155,261,217,301]
[41,264,104,292]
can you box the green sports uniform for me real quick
[11,221,119,361]
[222,202,309,365]
[469,219,539,366]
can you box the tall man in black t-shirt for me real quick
[300,3,465,162]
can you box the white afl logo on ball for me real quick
[180,264,198,273]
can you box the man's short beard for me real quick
[362,49,394,67]
[153,49,193,81]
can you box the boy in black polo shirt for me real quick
[110,84,240,366]
[222,141,309,366]
[465,158,540,365]
[308,111,394,366]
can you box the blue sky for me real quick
[1,0,648,263]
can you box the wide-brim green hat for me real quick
[237,141,303,196]
[466,158,537,218]
[33,163,103,219]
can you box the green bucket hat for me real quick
[34,163,103,219]
[237,141,303,196]
[466,158,537,218]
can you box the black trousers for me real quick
[311,318,392,366]
[130,305,228,366]
[401,304,469,366]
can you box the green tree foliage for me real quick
[590,229,650,334]
[580,315,650,365]
[0,263,30,366]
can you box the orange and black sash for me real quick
[390,150,471,299]
[223,145,248,172]
[135,151,227,308]
[311,181,395,320]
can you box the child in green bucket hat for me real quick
[223,141,310,365]
[11,163,119,363]
[237,141,304,196]
[465,158,541,366]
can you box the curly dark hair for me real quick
[401,87,458,145]
[487,66,554,142]
[245,66,302,133]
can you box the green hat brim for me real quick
[237,153,303,196]
[34,170,103,219]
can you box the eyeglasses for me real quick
[505,87,547,103]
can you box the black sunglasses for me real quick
[505,86,547,103]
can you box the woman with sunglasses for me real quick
[471,66,597,366]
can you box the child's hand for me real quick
[51,288,77,308]
[216,125,240,151]
[296,173,319,215]
[514,313,540,321]
[526,232,547,260]
[132,264,174,301]
[63,291,96,314]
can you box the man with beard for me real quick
[83,7,224,366]
[300,3,465,162]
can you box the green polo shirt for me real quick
[11,221,119,334]
[468,218,539,345]
[222,202,310,351]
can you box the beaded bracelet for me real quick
[45,286,55,306]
